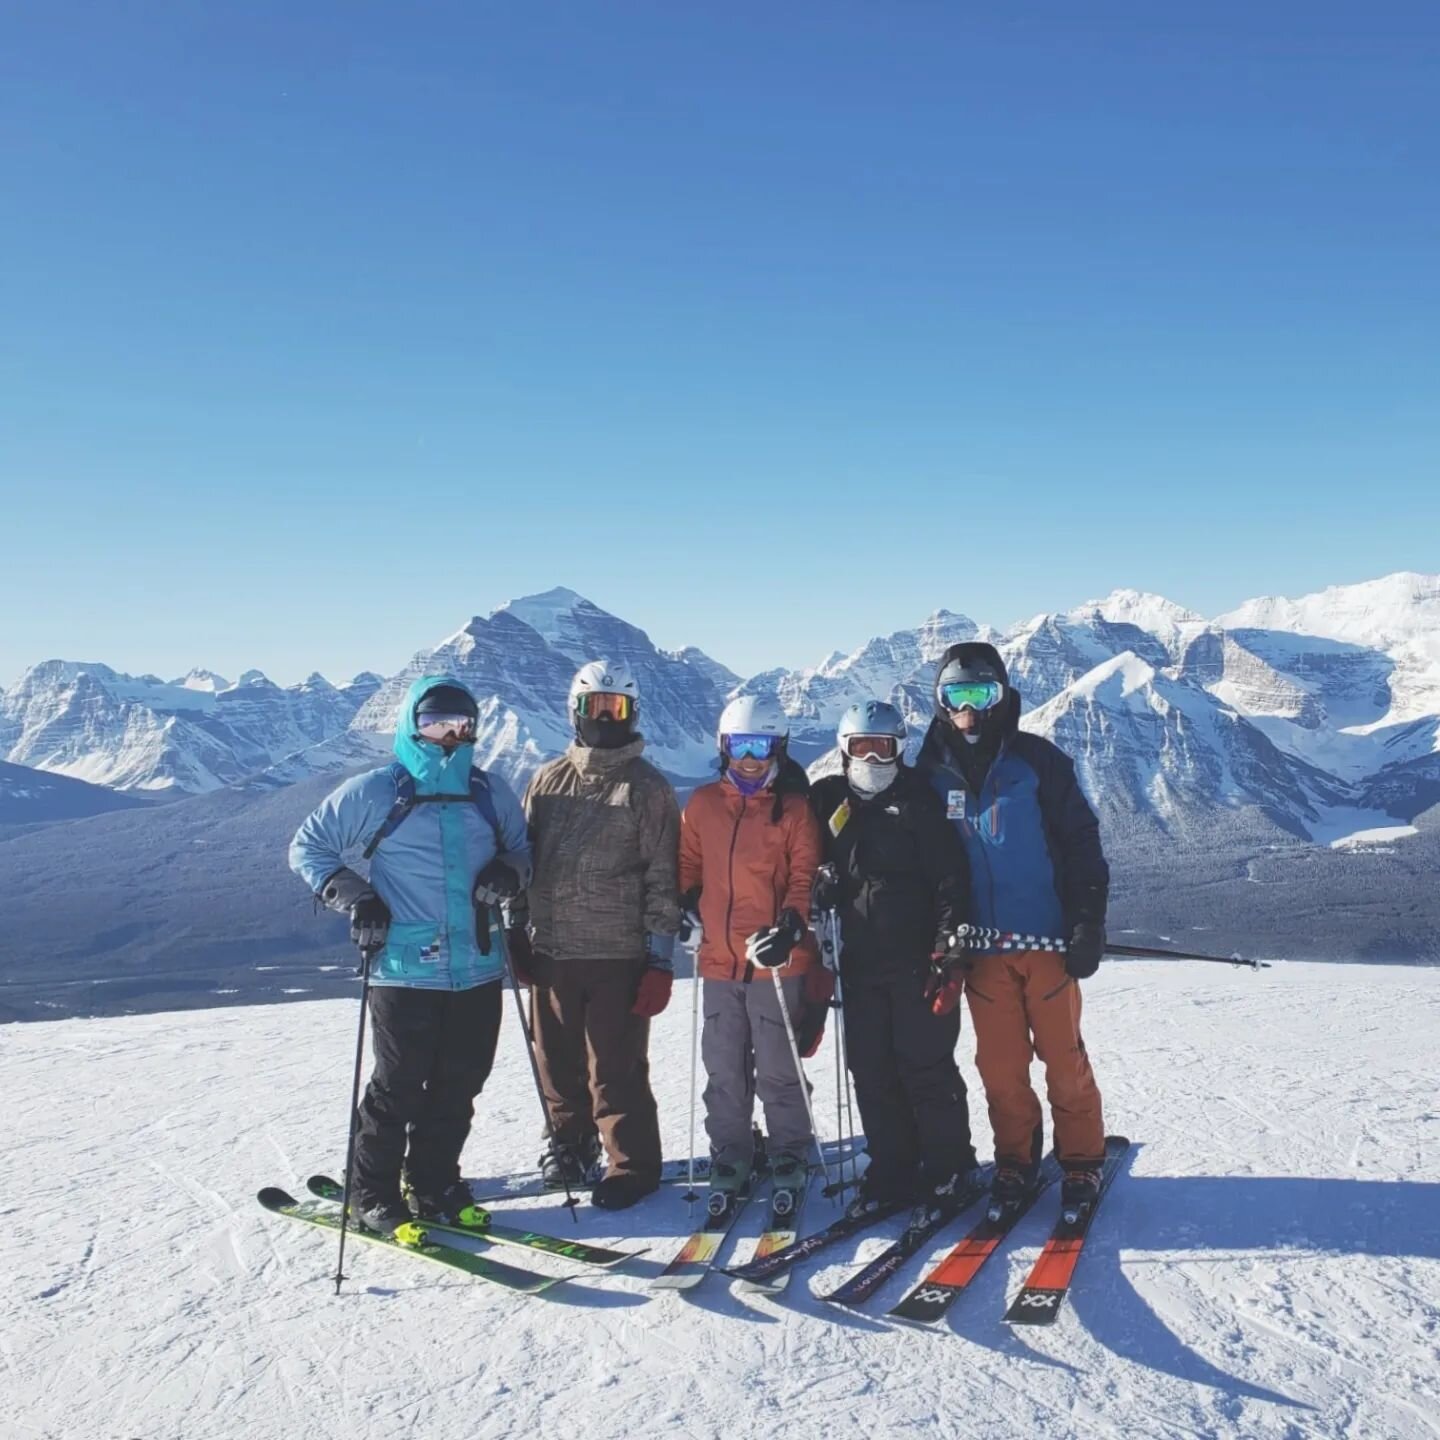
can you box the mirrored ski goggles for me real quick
[723,732,780,761]
[843,733,900,762]
[940,680,1004,714]
[415,714,478,742]
[576,692,634,722]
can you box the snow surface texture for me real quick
[6,963,1438,1440]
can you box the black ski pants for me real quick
[843,970,975,1198]
[352,981,503,1207]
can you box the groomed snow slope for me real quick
[6,962,1438,1440]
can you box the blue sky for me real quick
[3,1,1437,687]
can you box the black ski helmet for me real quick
[933,643,1008,715]
[414,682,479,721]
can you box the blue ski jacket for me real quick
[289,675,532,990]
[917,647,1108,939]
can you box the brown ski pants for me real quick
[529,953,662,1183]
[963,947,1105,1167]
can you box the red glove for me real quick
[632,965,674,1018]
[796,966,835,1058]
[925,954,967,1016]
[504,927,537,988]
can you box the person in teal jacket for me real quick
[290,675,531,1234]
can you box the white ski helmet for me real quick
[836,699,907,753]
[568,659,641,715]
[717,693,789,749]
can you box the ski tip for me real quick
[307,1173,341,1195]
[257,1186,298,1210]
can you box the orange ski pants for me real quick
[963,948,1105,1167]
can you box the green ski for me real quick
[257,1187,568,1294]
[306,1175,644,1269]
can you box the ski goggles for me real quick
[939,680,1004,714]
[843,733,900,762]
[723,733,781,761]
[576,692,634,722]
[415,714,477,743]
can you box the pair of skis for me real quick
[650,1164,815,1294]
[724,1136,1129,1326]
[258,1175,644,1294]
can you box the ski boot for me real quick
[768,1151,808,1220]
[590,1172,659,1211]
[408,1179,490,1230]
[349,1196,418,1240]
[706,1158,752,1220]
[912,1164,981,1225]
[844,1169,917,1223]
[1060,1163,1103,1224]
[539,1132,602,1191]
[987,1163,1040,1223]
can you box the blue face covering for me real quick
[726,760,777,797]
[393,674,476,795]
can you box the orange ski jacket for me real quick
[679,767,822,982]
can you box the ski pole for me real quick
[683,931,702,1207]
[491,907,581,1222]
[826,911,845,1204]
[334,938,380,1296]
[1105,941,1268,970]
[769,965,833,1194]
[831,911,858,1193]
[953,926,1269,970]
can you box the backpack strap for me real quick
[362,763,503,859]
[363,762,418,860]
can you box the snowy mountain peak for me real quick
[495,587,599,649]
[173,669,231,693]
[236,670,271,688]
[1066,649,1159,703]
[1079,589,1205,630]
[1219,571,1440,646]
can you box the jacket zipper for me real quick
[724,795,746,980]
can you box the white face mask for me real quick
[848,757,898,797]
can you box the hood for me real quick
[393,673,477,795]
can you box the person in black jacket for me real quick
[810,700,978,1210]
[916,640,1110,1215]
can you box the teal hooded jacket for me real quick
[289,675,531,990]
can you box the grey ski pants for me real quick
[701,975,812,1165]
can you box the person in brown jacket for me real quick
[507,659,681,1210]
[678,694,828,1216]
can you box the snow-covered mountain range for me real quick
[0,663,384,793]
[3,573,1437,848]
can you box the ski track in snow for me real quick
[4,963,1439,1440]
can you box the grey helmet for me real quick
[837,699,906,797]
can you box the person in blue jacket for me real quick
[290,675,531,1235]
[916,642,1110,1218]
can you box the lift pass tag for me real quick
[419,941,442,965]
[828,799,851,837]
[947,789,967,821]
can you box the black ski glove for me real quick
[318,868,390,953]
[349,894,391,953]
[677,886,703,943]
[810,864,842,918]
[473,859,521,906]
[745,908,808,969]
[1065,921,1106,980]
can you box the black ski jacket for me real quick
[809,767,970,985]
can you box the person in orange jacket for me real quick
[678,694,829,1217]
